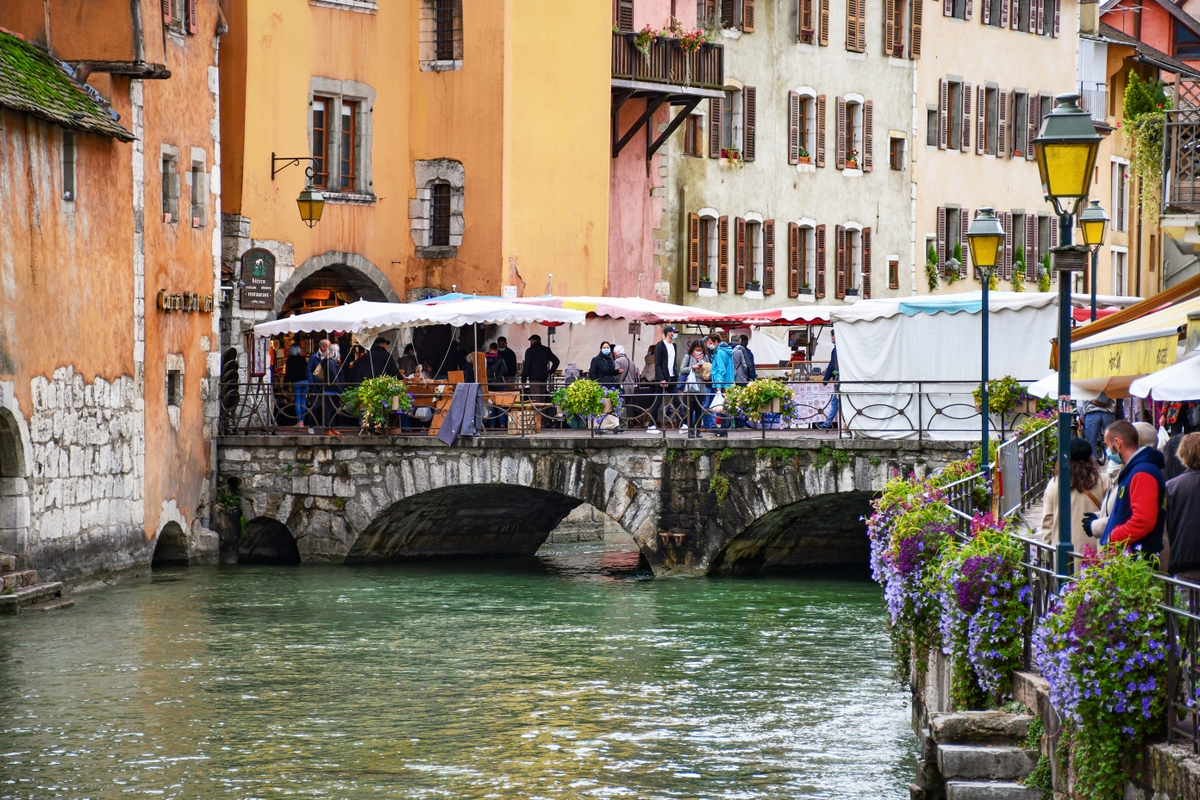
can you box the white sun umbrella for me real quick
[1025,372,1141,401]
[1129,351,1200,401]
[253,299,586,337]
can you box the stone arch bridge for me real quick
[217,436,968,576]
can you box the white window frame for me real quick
[699,208,720,283]
[845,93,864,171]
[796,86,818,163]
[1111,158,1129,233]
[845,221,864,292]
[1111,245,1129,296]
[798,218,817,291]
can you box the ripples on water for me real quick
[0,539,914,798]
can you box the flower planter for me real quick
[798,288,814,297]
[798,156,812,165]
[766,397,782,415]
[699,279,713,289]
[747,283,761,292]
[846,288,860,297]
[800,27,815,44]
[845,160,858,170]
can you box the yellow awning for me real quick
[1070,296,1200,381]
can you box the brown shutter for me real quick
[960,209,971,274]
[618,0,635,30]
[1010,0,1019,29]
[1053,0,1060,36]
[819,0,830,45]
[885,0,896,52]
[858,0,867,52]
[688,213,701,291]
[976,86,985,155]
[788,222,801,296]
[188,0,198,33]
[709,97,723,159]
[1027,94,1039,161]
[998,90,1008,156]
[162,0,171,24]
[836,96,846,169]
[863,101,874,171]
[1035,0,1044,34]
[999,0,1009,26]
[743,0,756,31]
[816,94,827,167]
[718,216,730,291]
[982,0,991,22]
[735,218,747,293]
[1001,212,1013,279]
[862,227,872,298]
[846,0,858,50]
[944,0,953,16]
[743,86,757,161]
[936,206,947,275]
[835,225,847,298]
[911,0,923,56]
[788,91,800,164]
[965,0,973,20]
[1025,216,1037,280]
[722,0,736,27]
[938,79,948,150]
[962,82,972,153]
[764,220,776,294]
[816,224,827,297]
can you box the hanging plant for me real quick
[633,24,659,64]
[972,375,1025,416]
[676,27,708,85]
[944,243,963,284]
[1037,254,1051,292]
[1124,71,1170,226]
[1011,245,1026,292]
[925,243,940,292]
[1033,546,1168,800]
[340,376,413,433]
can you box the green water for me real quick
[0,541,914,799]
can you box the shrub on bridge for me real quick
[551,379,622,422]
[1032,546,1167,800]
[340,376,413,431]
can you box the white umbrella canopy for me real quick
[1026,372,1137,401]
[1129,352,1200,401]
[254,299,586,337]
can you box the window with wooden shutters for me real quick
[1048,217,1058,281]
[799,97,811,159]
[788,92,800,164]
[819,0,830,45]
[700,0,718,27]
[835,225,847,298]
[799,0,816,42]
[962,81,973,153]
[938,80,948,150]
[846,0,865,51]
[187,0,197,34]
[722,0,735,27]
[863,102,873,171]
[885,0,897,54]
[959,208,970,274]
[816,95,827,167]
[743,0,756,32]
[709,97,722,158]
[683,114,704,157]
[861,228,872,298]
[168,0,184,29]
[889,257,899,289]
[722,90,735,150]
[701,217,715,280]
[340,101,357,191]
[162,0,171,25]
[1026,94,1039,161]
[1052,0,1060,36]
[763,220,776,294]
[985,87,998,155]
[1024,215,1037,281]
[816,224,827,297]
[688,213,701,291]
[911,0,922,56]
[936,206,947,275]
[735,217,747,293]
[1000,211,1013,279]
[835,96,847,169]
[743,87,757,161]
[312,97,330,189]
[999,0,1010,25]
[1011,91,1027,158]
[718,216,730,291]
[617,0,635,30]
[788,223,801,296]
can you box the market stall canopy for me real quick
[1070,292,1143,308]
[253,299,586,337]
[1026,371,1134,401]
[1129,352,1200,401]
[828,291,1058,324]
[722,306,833,325]
[509,295,731,324]
[1068,295,1200,381]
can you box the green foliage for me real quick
[972,375,1026,416]
[869,456,882,466]
[1011,246,1026,292]
[665,449,677,463]
[759,447,805,462]
[1037,255,1051,292]
[215,485,241,511]
[1023,716,1045,750]
[1128,112,1165,225]
[946,242,963,284]
[552,379,621,419]
[709,448,735,504]
[1123,70,1170,120]
[724,378,796,422]
[925,244,941,292]
[988,272,999,290]
[1023,755,1053,799]
[340,376,413,429]
[815,446,853,470]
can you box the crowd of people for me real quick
[1039,417,1200,581]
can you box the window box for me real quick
[798,287,814,298]
[699,278,713,289]
[798,155,812,165]
[845,159,857,170]
[746,280,762,292]
[892,42,904,58]
[800,27,816,44]
[845,287,860,297]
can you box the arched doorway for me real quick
[152,522,189,568]
[239,518,301,565]
[0,407,29,560]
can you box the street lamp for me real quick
[271,152,326,228]
[1078,199,1109,322]
[967,208,1005,480]
[1033,94,1103,582]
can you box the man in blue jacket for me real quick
[1084,420,1167,559]
[706,333,735,434]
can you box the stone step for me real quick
[938,744,1038,781]
[945,780,1043,800]
[930,711,1033,745]
[0,554,16,573]
[0,570,37,592]
[24,598,74,613]
[0,582,65,615]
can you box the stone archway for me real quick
[272,251,400,317]
[0,400,31,561]
[239,517,301,565]
[151,522,189,568]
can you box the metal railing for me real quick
[1078,81,1108,123]
[1164,107,1200,214]
[611,32,724,91]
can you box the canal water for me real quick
[0,539,914,799]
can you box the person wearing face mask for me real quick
[495,337,518,388]
[706,333,735,432]
[650,325,683,430]
[1082,420,1167,559]
[589,342,619,387]
[680,341,712,437]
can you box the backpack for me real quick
[485,355,504,385]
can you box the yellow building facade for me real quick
[219,0,610,338]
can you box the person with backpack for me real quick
[733,334,757,383]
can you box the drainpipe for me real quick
[1136,187,1143,298]
[130,0,146,63]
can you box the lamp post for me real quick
[1032,93,1103,582]
[966,208,1005,480]
[1078,199,1109,322]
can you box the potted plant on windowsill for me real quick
[746,279,762,292]
[699,274,713,289]
[845,149,859,170]
[721,147,744,167]
[798,281,814,298]
[846,287,860,296]
[892,42,904,57]
[798,147,811,165]
[800,27,815,44]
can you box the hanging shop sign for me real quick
[156,289,214,313]
[239,248,276,310]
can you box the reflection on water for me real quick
[0,539,914,799]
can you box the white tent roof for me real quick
[253,299,586,337]
[508,295,730,323]
[829,291,1057,323]
[1129,352,1200,400]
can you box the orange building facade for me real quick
[0,0,224,581]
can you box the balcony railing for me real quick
[1164,108,1200,214]
[1079,81,1108,123]
[611,32,724,92]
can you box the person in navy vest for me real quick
[1083,420,1167,558]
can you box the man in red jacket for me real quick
[1084,420,1167,556]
